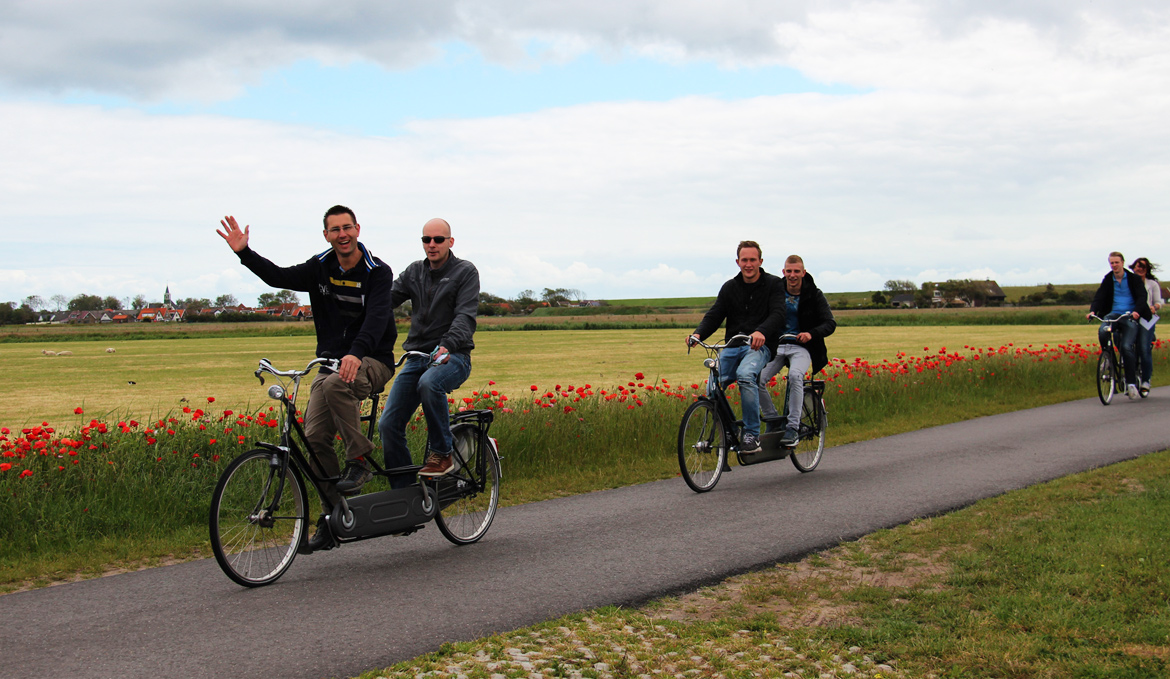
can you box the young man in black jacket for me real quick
[757,255,836,446]
[378,218,479,479]
[217,206,395,550]
[687,240,784,453]
[1087,251,1152,399]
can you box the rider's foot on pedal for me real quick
[779,427,799,447]
[1127,383,1139,400]
[336,458,373,495]
[1141,381,1151,396]
[418,451,456,477]
[300,514,335,554]
[740,433,762,454]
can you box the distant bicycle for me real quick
[678,334,827,493]
[209,353,501,587]
[1090,313,1144,405]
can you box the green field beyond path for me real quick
[1,325,1101,426]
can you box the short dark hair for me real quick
[737,240,762,258]
[323,205,356,229]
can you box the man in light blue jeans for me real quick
[380,351,472,487]
[757,255,836,447]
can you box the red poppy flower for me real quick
[74,407,84,415]
[207,397,215,403]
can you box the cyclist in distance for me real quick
[217,206,396,551]
[1131,257,1163,396]
[756,255,836,446]
[1088,251,1152,400]
[378,218,480,482]
[687,240,785,453]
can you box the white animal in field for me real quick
[57,350,73,356]
[105,348,116,353]
[42,350,57,356]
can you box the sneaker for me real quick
[1127,384,1139,400]
[779,427,800,447]
[1141,381,1151,396]
[740,433,762,454]
[298,514,335,554]
[336,459,373,495]
[418,452,455,477]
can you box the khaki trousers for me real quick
[302,356,391,506]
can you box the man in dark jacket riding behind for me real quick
[757,255,836,446]
[379,218,480,481]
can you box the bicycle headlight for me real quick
[703,358,717,369]
[267,385,285,401]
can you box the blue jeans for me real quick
[717,345,771,437]
[378,353,472,481]
[758,344,812,431]
[1137,322,1155,384]
[1100,314,1139,386]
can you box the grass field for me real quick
[0,325,1101,426]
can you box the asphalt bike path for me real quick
[6,390,1168,679]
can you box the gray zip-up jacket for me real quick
[391,253,479,354]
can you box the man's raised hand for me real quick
[217,216,250,252]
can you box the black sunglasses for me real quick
[421,236,448,244]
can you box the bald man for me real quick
[379,218,481,479]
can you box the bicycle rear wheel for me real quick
[678,399,727,492]
[210,449,308,587]
[1096,351,1115,405]
[434,423,500,545]
[791,391,826,472]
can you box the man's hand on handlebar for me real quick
[686,334,700,348]
[749,331,765,351]
[431,346,450,365]
[338,354,361,383]
[796,332,812,344]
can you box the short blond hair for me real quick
[785,254,804,265]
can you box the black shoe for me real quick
[779,427,800,447]
[299,514,335,554]
[336,460,372,496]
[740,433,762,454]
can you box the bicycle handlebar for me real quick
[254,357,338,384]
[687,333,754,353]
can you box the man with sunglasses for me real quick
[379,218,480,479]
[217,205,396,552]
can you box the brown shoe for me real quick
[418,452,454,477]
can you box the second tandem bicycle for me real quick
[209,351,502,587]
[678,334,827,493]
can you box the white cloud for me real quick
[2,2,1169,302]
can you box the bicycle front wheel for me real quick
[435,423,501,545]
[1096,351,1115,405]
[791,391,826,472]
[678,399,727,492]
[210,449,308,587]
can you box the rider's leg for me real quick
[303,372,344,508]
[416,353,472,455]
[1115,318,1140,386]
[757,352,789,421]
[378,356,427,474]
[1137,323,1154,386]
[781,347,812,434]
[734,347,771,439]
[316,357,391,464]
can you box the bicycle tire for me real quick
[678,399,727,492]
[791,391,826,472]
[434,423,500,545]
[1096,351,1115,405]
[210,449,308,587]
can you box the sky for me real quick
[2,0,1169,307]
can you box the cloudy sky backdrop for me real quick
[2,1,1167,305]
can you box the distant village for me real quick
[30,287,312,325]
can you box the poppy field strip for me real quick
[1,337,1164,590]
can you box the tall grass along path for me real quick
[4,390,1168,679]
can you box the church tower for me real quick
[164,285,173,308]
